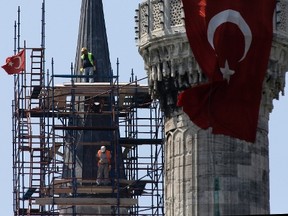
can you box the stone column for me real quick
[136,0,288,215]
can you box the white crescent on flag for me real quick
[207,9,252,62]
[13,56,22,69]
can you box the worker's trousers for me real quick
[83,67,94,83]
[96,163,110,185]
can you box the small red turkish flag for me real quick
[178,0,276,142]
[2,49,25,74]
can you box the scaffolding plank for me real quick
[44,186,116,195]
[52,179,98,185]
[53,82,149,98]
[53,179,71,185]
[48,179,149,196]
[35,197,138,206]
[52,178,152,186]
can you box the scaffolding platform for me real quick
[47,178,149,196]
[35,197,138,206]
[43,186,118,195]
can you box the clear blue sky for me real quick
[0,1,287,215]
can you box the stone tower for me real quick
[136,0,288,215]
[74,0,112,82]
[61,0,126,215]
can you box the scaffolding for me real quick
[12,48,164,215]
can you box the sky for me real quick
[0,0,287,215]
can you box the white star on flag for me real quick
[220,60,235,83]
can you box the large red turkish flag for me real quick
[178,0,276,142]
[2,49,25,75]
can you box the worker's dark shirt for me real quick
[82,54,94,68]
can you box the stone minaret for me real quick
[74,0,112,82]
[61,0,126,215]
[136,0,288,215]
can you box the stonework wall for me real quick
[164,109,270,216]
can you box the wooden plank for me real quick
[35,197,138,206]
[53,179,71,185]
[52,178,152,186]
[44,186,117,195]
[53,179,97,185]
[54,82,149,98]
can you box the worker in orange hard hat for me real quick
[80,47,96,82]
[96,146,111,186]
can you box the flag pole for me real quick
[13,21,17,56]
[17,6,21,54]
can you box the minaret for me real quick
[61,0,125,215]
[136,0,288,215]
[74,0,112,82]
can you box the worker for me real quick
[86,97,104,113]
[80,47,96,82]
[96,146,111,186]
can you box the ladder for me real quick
[22,48,45,215]
[29,48,44,109]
